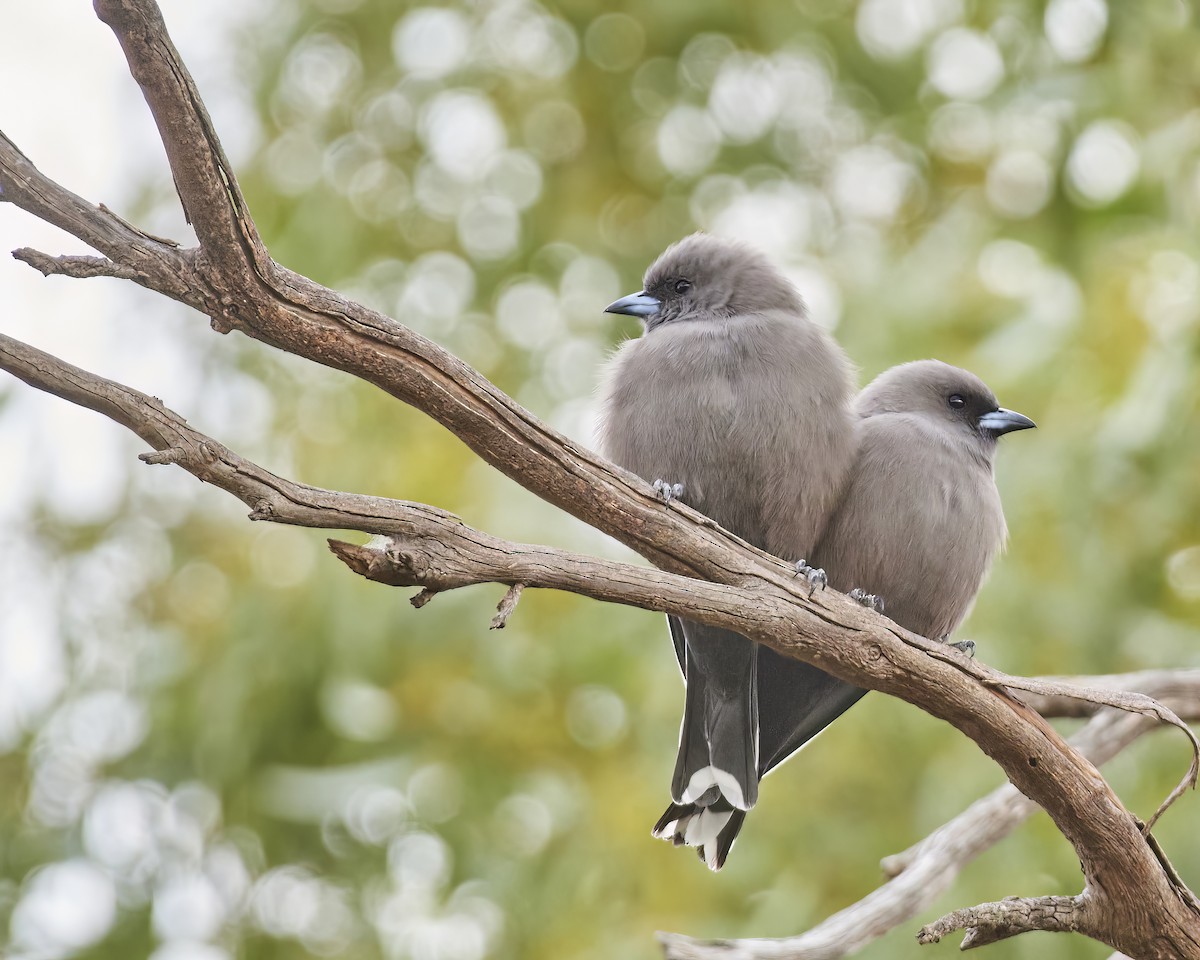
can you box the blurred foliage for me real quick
[3,0,1200,959]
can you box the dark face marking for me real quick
[858,360,1035,447]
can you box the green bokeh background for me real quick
[3,0,1200,958]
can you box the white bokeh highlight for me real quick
[1045,0,1108,63]
[856,0,963,61]
[10,860,117,958]
[927,28,1005,101]
[986,150,1055,218]
[1066,120,1141,205]
[392,8,471,78]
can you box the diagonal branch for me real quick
[918,896,1085,949]
[2,327,1199,958]
[661,673,1200,960]
[0,331,824,629]
[93,0,266,280]
[1,2,1199,956]
[0,132,194,301]
[14,248,142,280]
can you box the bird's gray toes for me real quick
[948,639,976,658]
[794,560,828,596]
[652,478,685,503]
[849,588,885,613]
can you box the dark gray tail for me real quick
[670,618,759,812]
[655,631,866,869]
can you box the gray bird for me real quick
[657,359,1035,867]
[597,233,857,869]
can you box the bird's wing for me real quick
[667,615,687,677]
[755,646,867,776]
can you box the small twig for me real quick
[490,583,525,629]
[410,588,438,609]
[993,673,1200,828]
[917,895,1084,948]
[3,4,1200,952]
[139,446,184,465]
[14,248,142,280]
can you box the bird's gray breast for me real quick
[598,323,774,544]
[816,415,1007,639]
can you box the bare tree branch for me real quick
[93,0,265,277]
[1,2,1198,956]
[0,129,194,300]
[661,672,1200,959]
[2,329,1198,959]
[13,248,142,280]
[918,896,1085,949]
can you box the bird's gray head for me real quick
[858,360,1035,452]
[604,233,804,331]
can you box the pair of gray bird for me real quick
[597,234,1035,871]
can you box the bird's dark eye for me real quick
[948,394,966,409]
[674,279,692,294]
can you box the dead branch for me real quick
[0,2,1198,956]
[661,671,1200,959]
[2,333,1198,959]
[917,896,1084,949]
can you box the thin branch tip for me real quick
[917,895,1084,949]
[13,247,140,280]
[327,538,369,574]
[411,588,438,609]
[5,6,1200,951]
[139,446,184,466]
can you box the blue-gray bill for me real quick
[978,407,1036,436]
[604,291,661,318]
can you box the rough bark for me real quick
[661,671,1200,959]
[1,1,1198,956]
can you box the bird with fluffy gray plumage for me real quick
[657,359,1036,868]
[597,233,858,869]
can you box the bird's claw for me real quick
[849,588,885,613]
[947,639,976,659]
[653,478,685,503]
[794,560,828,596]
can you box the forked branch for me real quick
[0,1,1198,956]
[662,672,1200,958]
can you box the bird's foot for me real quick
[653,478,685,503]
[794,560,828,596]
[946,638,976,659]
[849,588,885,614]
